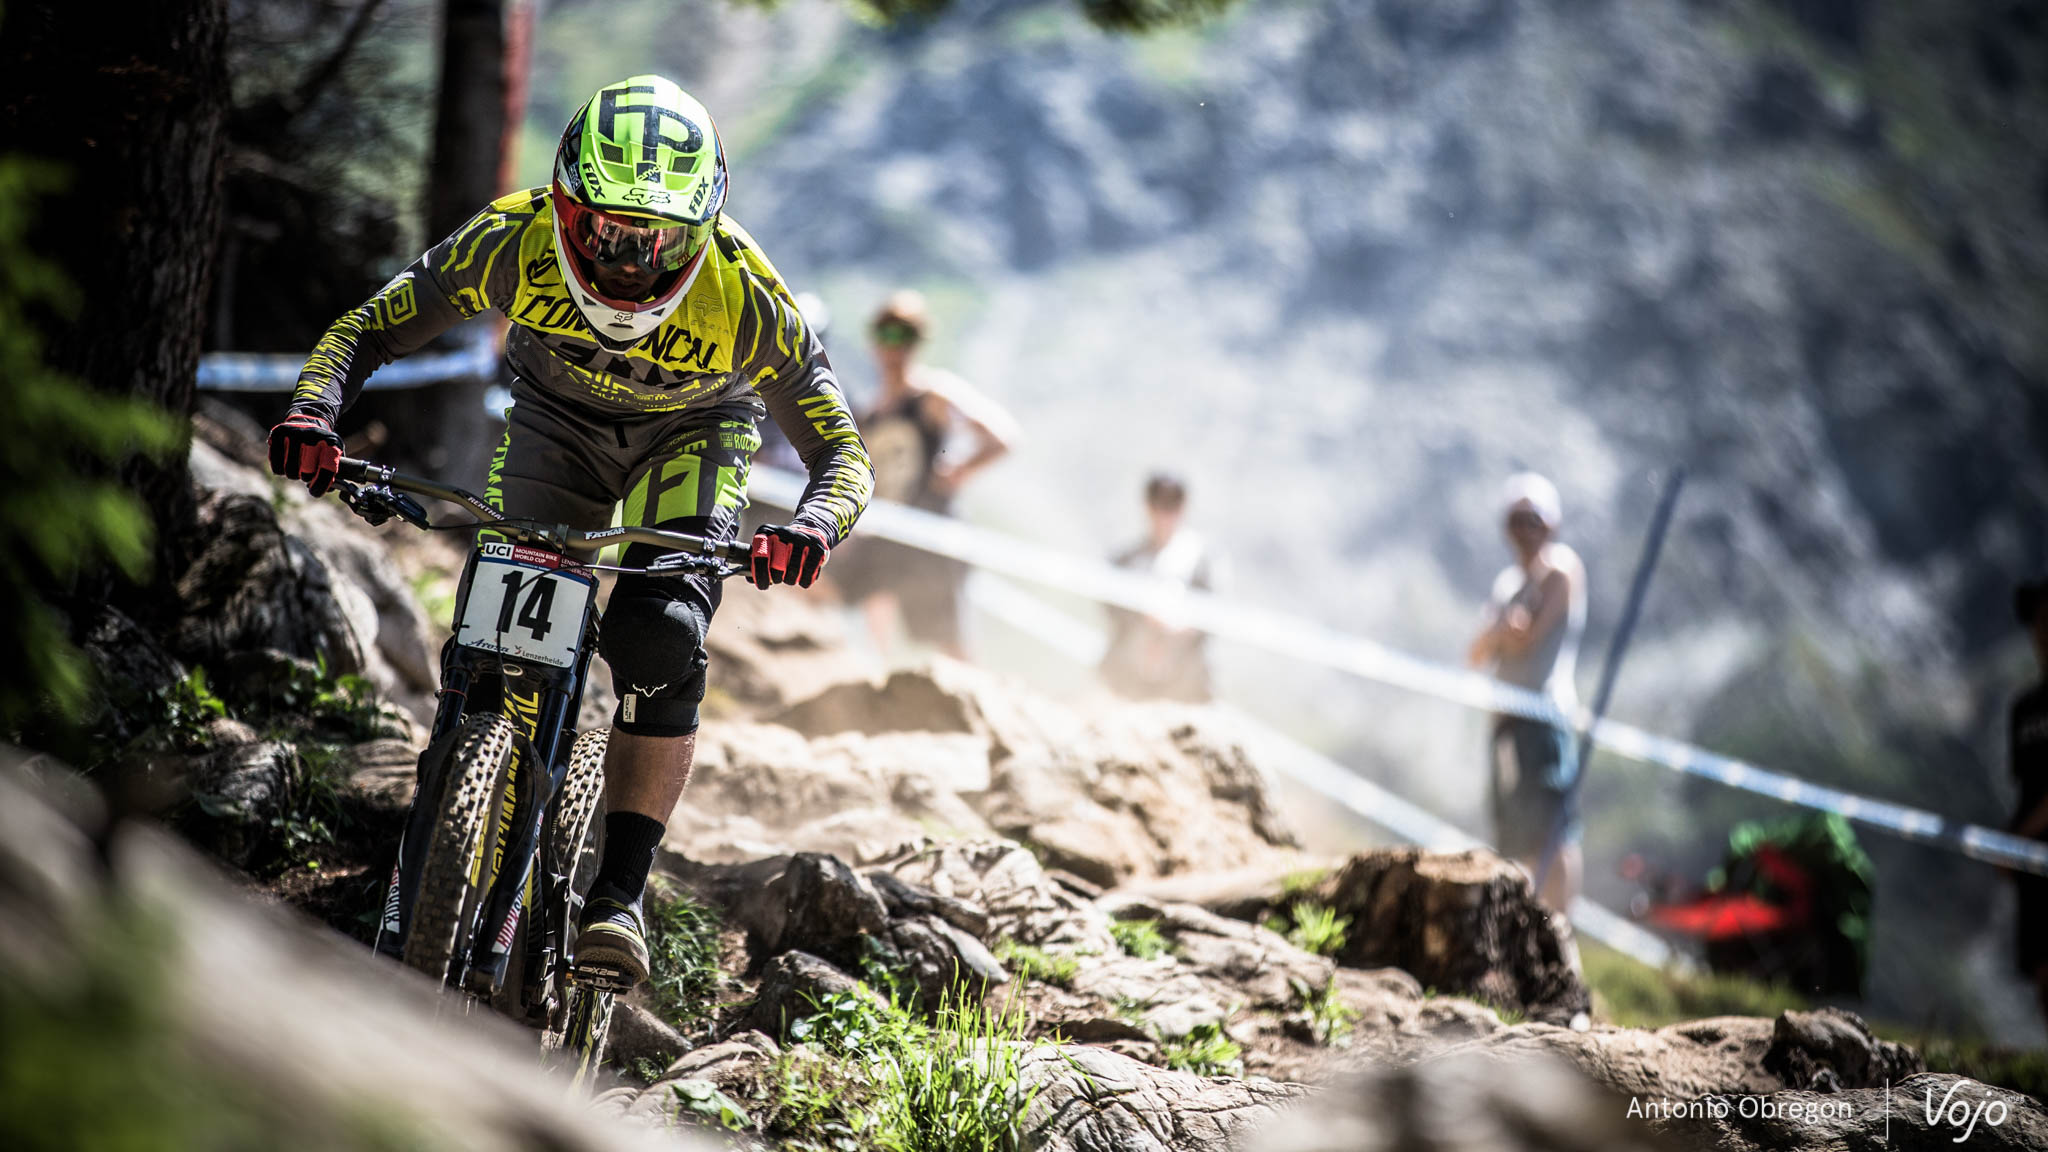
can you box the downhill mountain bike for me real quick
[330,455,747,1082]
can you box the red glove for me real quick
[750,524,830,589]
[267,413,344,496]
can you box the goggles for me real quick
[553,189,710,274]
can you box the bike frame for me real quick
[341,457,747,1014]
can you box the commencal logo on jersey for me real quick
[505,202,736,375]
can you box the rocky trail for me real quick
[9,421,2045,1151]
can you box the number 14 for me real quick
[496,571,557,640]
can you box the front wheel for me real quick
[541,728,615,1078]
[402,712,516,986]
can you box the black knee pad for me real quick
[599,583,710,737]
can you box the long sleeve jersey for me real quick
[291,188,873,545]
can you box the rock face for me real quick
[0,752,711,1152]
[1441,1008,1920,1102]
[700,664,1300,887]
[1019,1043,1308,1152]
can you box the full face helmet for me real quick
[550,75,727,350]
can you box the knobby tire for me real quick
[402,712,517,986]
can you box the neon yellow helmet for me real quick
[549,76,727,348]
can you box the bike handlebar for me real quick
[337,456,753,565]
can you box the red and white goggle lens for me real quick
[553,190,708,274]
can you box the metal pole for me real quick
[1535,468,1686,897]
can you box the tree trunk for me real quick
[378,0,507,488]
[0,0,228,620]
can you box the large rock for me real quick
[176,739,297,869]
[1313,848,1589,1025]
[730,852,890,973]
[181,439,438,725]
[1760,1007,1922,1092]
[0,751,710,1151]
[721,849,1008,1011]
[879,837,1117,954]
[1097,894,1334,1009]
[775,665,1301,887]
[665,723,994,865]
[741,950,878,1038]
[170,487,365,682]
[1020,1042,1308,1152]
[1439,1008,1918,1101]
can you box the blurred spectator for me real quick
[825,290,1017,660]
[2007,578,2048,1023]
[1100,473,1217,702]
[1467,472,1587,911]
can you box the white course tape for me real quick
[197,334,498,392]
[752,466,2048,879]
[967,567,1678,968]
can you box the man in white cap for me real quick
[1468,472,1588,911]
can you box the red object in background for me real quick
[1644,845,1814,941]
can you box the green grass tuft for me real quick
[1281,902,1350,957]
[1291,975,1358,1046]
[1109,917,1170,960]
[769,984,1043,1152]
[1158,1021,1242,1077]
[643,882,725,1032]
[995,940,1079,988]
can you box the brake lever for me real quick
[336,480,432,530]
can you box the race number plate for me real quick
[454,542,594,669]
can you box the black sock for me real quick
[593,812,666,903]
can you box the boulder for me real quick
[1313,848,1590,1025]
[664,723,994,865]
[605,1001,689,1076]
[1098,895,1334,1009]
[742,950,880,1038]
[186,439,438,725]
[0,751,711,1151]
[771,666,1302,887]
[879,838,1117,954]
[1760,1007,1923,1092]
[170,487,365,685]
[179,739,297,869]
[888,911,1009,1006]
[730,852,890,973]
[1436,1008,1917,1102]
[78,605,191,748]
[1019,1042,1308,1152]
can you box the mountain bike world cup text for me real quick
[479,540,565,569]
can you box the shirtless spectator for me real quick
[1101,473,1217,702]
[1468,472,1588,912]
[825,291,1017,660]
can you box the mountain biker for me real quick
[266,76,874,991]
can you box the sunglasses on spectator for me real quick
[872,321,921,347]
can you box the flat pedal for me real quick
[568,960,637,993]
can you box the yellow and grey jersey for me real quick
[292,188,872,545]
